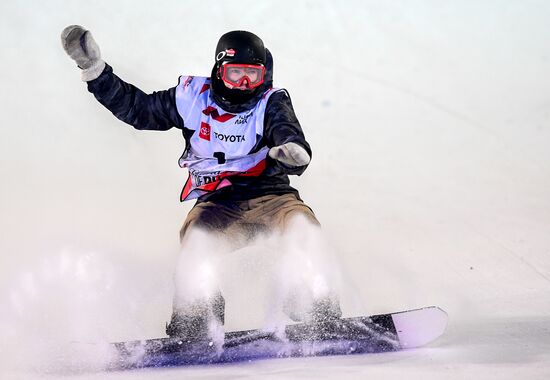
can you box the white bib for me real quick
[175,76,278,201]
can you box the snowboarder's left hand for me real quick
[268,142,310,167]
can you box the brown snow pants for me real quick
[179,193,320,242]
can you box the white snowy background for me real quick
[1,0,549,379]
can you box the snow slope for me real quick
[1,0,549,379]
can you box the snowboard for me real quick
[110,306,447,370]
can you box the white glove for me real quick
[268,142,310,167]
[61,25,106,82]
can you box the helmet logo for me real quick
[216,49,236,62]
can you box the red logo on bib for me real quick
[199,122,211,141]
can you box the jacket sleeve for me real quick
[86,64,184,131]
[263,89,312,176]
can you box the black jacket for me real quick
[86,56,311,203]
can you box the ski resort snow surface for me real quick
[1,1,549,379]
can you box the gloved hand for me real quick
[61,25,105,82]
[268,142,310,167]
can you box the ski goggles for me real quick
[219,63,265,89]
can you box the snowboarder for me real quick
[61,26,342,340]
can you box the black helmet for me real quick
[214,30,266,67]
[211,30,269,111]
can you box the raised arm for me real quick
[61,25,183,131]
